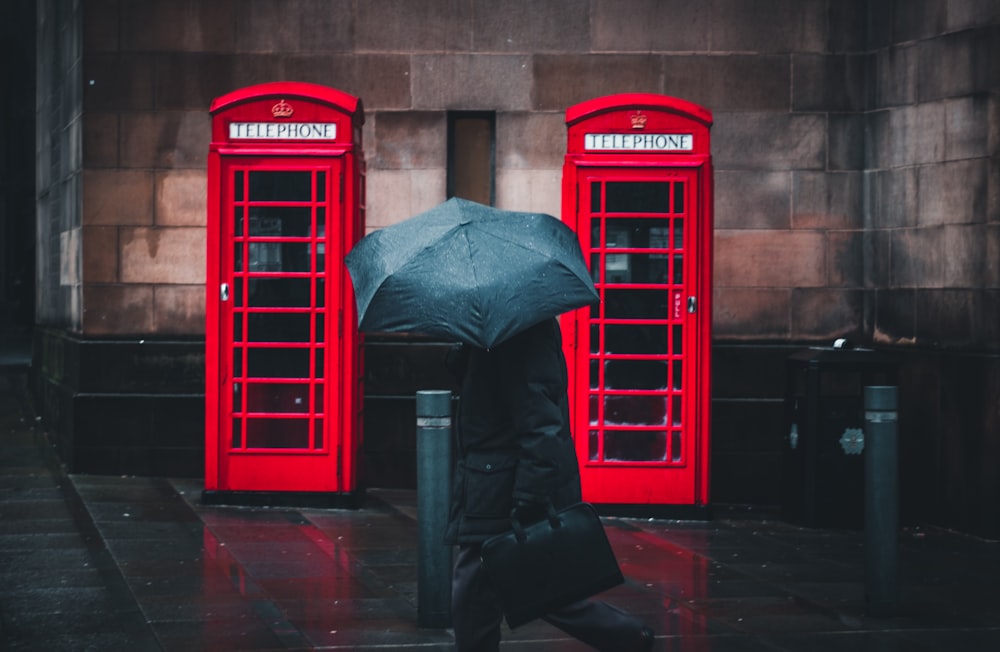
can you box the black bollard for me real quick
[416,390,453,628]
[863,385,898,616]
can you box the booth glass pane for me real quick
[671,430,683,462]
[233,383,242,414]
[232,418,242,448]
[673,182,685,214]
[314,419,324,449]
[604,395,667,426]
[247,278,312,307]
[673,254,684,284]
[605,288,668,319]
[605,359,667,390]
[605,182,670,213]
[672,395,682,426]
[590,359,600,388]
[591,183,602,212]
[316,278,325,308]
[604,430,667,462]
[314,348,325,379]
[248,207,312,237]
[673,219,683,249]
[603,253,669,284]
[604,219,671,248]
[673,360,683,390]
[246,383,314,414]
[672,325,682,354]
[247,348,310,378]
[246,417,309,448]
[248,171,312,201]
[588,430,600,461]
[233,348,243,377]
[234,171,245,201]
[604,324,667,354]
[317,172,326,201]
[235,207,245,237]
[246,312,312,343]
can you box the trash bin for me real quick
[781,346,897,529]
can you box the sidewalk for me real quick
[2,369,1000,651]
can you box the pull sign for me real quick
[688,296,697,313]
[220,283,230,302]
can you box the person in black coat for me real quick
[445,318,654,652]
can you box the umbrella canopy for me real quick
[345,197,598,349]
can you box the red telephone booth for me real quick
[204,82,364,505]
[562,94,713,515]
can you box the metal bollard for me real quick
[864,385,898,616]
[416,390,453,628]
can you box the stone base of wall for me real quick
[31,328,204,477]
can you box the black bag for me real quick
[479,502,624,628]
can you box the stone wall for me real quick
[28,0,1000,535]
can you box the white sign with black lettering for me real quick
[229,122,337,140]
[585,133,693,151]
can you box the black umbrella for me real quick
[345,197,598,349]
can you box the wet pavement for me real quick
[2,368,1000,651]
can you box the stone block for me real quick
[495,169,561,218]
[154,285,205,335]
[871,167,918,229]
[121,111,210,168]
[120,227,206,284]
[82,226,118,283]
[82,285,154,335]
[917,159,988,226]
[875,44,917,108]
[712,112,826,171]
[828,0,868,53]
[154,54,238,110]
[917,30,988,101]
[234,0,353,53]
[533,54,664,111]
[715,229,827,288]
[793,171,863,230]
[914,289,981,347]
[792,53,869,112]
[473,0,590,52]
[83,54,154,111]
[664,55,789,112]
[827,230,863,288]
[591,0,710,52]
[709,0,826,54]
[372,112,446,170]
[412,55,532,111]
[365,169,446,230]
[82,113,119,168]
[888,226,985,289]
[828,113,865,171]
[155,170,207,226]
[873,288,916,344]
[121,0,236,53]
[714,170,791,230]
[885,103,946,168]
[790,288,864,340]
[945,96,990,161]
[712,287,790,339]
[496,112,565,170]
[356,0,473,52]
[280,54,410,110]
[83,170,154,226]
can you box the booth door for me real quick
[215,158,345,492]
[573,167,702,504]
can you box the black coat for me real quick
[445,319,582,545]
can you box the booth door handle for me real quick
[687,296,696,313]
[220,283,230,302]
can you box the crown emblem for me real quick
[630,112,648,129]
[271,99,294,118]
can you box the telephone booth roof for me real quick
[566,93,712,127]
[210,81,363,121]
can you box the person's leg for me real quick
[451,545,504,652]
[542,598,651,652]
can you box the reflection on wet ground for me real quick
[2,371,1000,650]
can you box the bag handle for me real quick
[510,501,561,543]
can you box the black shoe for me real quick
[636,626,654,651]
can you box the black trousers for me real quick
[452,544,645,652]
